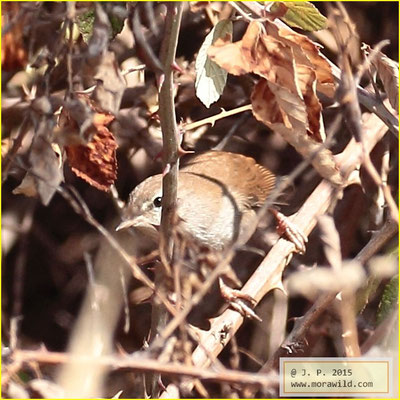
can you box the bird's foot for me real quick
[270,209,308,254]
[218,278,261,322]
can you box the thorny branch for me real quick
[260,216,397,374]
[149,3,183,396]
[160,109,392,398]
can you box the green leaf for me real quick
[270,2,327,32]
[195,20,232,108]
[109,14,124,39]
[76,9,124,44]
[77,10,95,43]
[377,275,398,324]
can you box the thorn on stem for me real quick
[162,163,171,177]
[157,73,165,92]
[178,146,194,158]
[171,60,183,73]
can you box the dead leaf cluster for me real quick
[208,19,342,185]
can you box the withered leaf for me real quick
[63,95,118,192]
[296,64,325,141]
[1,2,28,71]
[209,21,334,140]
[13,174,38,198]
[65,118,118,192]
[252,79,342,186]
[207,36,249,76]
[15,134,64,206]
[367,46,399,111]
[267,24,335,98]
[209,20,335,96]
[252,79,308,133]
[209,19,340,184]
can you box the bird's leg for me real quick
[218,277,262,322]
[269,208,308,254]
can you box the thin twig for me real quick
[11,349,279,389]
[213,113,250,151]
[337,292,361,357]
[362,151,399,223]
[261,292,337,374]
[10,202,36,350]
[355,218,398,263]
[121,64,146,76]
[228,2,254,22]
[2,115,31,183]
[130,3,164,75]
[361,308,398,354]
[184,104,253,132]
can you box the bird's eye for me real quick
[153,197,162,207]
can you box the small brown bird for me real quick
[118,151,306,321]
[117,151,277,250]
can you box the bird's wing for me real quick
[181,151,275,208]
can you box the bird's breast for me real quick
[176,173,248,250]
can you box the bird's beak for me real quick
[115,219,136,231]
[115,216,157,232]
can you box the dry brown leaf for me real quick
[1,3,28,71]
[65,124,118,192]
[208,21,296,89]
[252,79,308,132]
[370,49,399,111]
[209,19,341,184]
[267,23,335,97]
[252,80,342,185]
[12,174,38,198]
[296,64,325,141]
[207,27,252,75]
[209,20,335,96]
[14,134,64,205]
[208,20,332,141]
[1,138,13,159]
[63,95,118,192]
[251,79,288,126]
